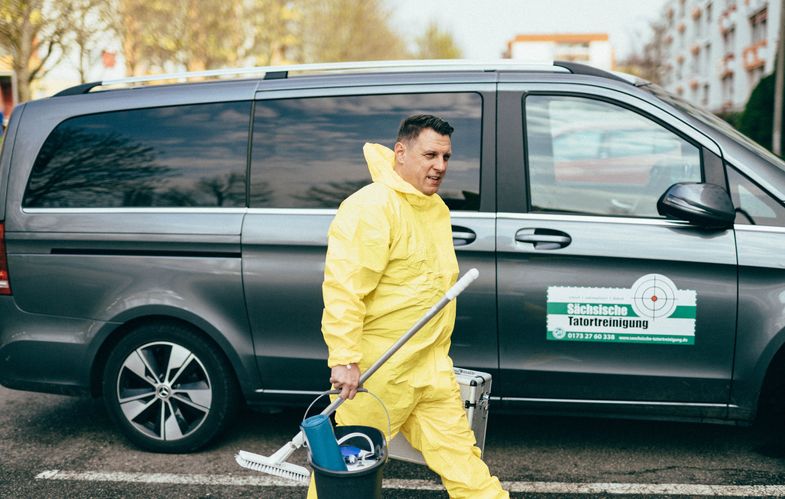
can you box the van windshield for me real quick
[643,83,785,174]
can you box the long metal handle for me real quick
[317,268,480,417]
[452,225,477,247]
[515,234,570,245]
[515,228,572,249]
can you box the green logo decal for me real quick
[546,274,697,346]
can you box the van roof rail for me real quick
[53,59,629,96]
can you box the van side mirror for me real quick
[657,182,735,229]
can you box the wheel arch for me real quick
[88,308,258,399]
[754,337,785,421]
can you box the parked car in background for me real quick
[1,60,785,452]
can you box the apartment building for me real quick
[661,0,781,113]
[505,33,614,71]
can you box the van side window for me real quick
[524,95,702,217]
[728,167,785,227]
[250,93,482,210]
[24,101,251,208]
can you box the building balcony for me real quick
[677,22,686,33]
[692,6,701,19]
[745,0,767,15]
[742,39,768,70]
[691,43,701,55]
[719,14,735,34]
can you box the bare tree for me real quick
[145,0,246,72]
[617,19,669,84]
[70,0,106,83]
[100,0,146,76]
[415,22,463,60]
[245,0,299,66]
[103,0,299,74]
[293,0,408,63]
[0,0,73,101]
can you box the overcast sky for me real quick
[387,0,669,60]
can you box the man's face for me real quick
[393,128,452,196]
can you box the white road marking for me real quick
[35,470,785,496]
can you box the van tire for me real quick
[102,322,238,453]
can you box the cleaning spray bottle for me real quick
[300,414,347,471]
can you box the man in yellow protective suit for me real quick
[307,115,508,498]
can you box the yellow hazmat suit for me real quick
[308,143,508,498]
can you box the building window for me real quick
[723,28,735,55]
[750,8,768,44]
[703,43,712,77]
[722,74,734,106]
[554,42,591,63]
[702,84,710,107]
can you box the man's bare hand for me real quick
[330,363,360,400]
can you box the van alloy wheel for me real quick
[116,341,212,441]
[103,323,238,453]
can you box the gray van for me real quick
[2,60,785,452]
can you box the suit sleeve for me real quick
[321,198,391,367]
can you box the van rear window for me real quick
[23,101,251,208]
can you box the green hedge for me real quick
[738,72,784,154]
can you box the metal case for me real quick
[388,367,492,465]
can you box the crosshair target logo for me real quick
[631,274,678,320]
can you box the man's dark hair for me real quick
[396,114,454,143]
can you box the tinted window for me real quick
[525,95,702,217]
[24,102,251,208]
[728,167,785,227]
[251,93,482,210]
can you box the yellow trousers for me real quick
[306,370,508,499]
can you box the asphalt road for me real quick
[2,385,785,498]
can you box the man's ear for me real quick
[394,141,406,164]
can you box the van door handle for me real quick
[515,228,571,250]
[452,226,477,247]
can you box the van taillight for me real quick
[0,223,10,295]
